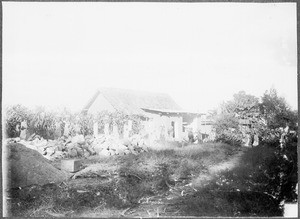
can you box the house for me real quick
[82,88,205,141]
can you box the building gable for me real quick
[87,93,116,114]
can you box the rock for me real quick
[131,150,138,155]
[46,147,56,156]
[94,135,106,144]
[115,143,127,150]
[53,151,65,159]
[88,147,96,155]
[93,144,104,154]
[99,149,110,157]
[43,154,54,161]
[71,135,85,145]
[130,134,142,146]
[133,144,140,150]
[56,144,64,151]
[131,138,139,146]
[35,139,48,148]
[115,146,127,155]
[122,139,131,146]
[36,146,46,155]
[142,145,149,152]
[128,145,134,151]
[124,149,131,155]
[69,148,78,158]
[46,140,57,148]
[139,139,145,146]
[76,148,84,157]
[65,142,74,149]
[85,135,94,142]
[135,148,142,153]
[19,139,27,145]
[27,133,36,141]
[83,150,91,158]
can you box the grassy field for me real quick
[5,142,285,217]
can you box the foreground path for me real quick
[192,147,247,187]
[210,148,246,173]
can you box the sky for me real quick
[2,2,297,113]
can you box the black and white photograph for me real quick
[2,1,298,217]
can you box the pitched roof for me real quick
[82,87,182,115]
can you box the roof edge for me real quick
[81,90,100,113]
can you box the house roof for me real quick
[82,87,182,115]
[141,108,205,116]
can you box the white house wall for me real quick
[143,112,183,141]
[199,124,213,135]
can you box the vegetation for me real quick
[261,88,297,129]
[4,106,143,140]
[213,88,297,146]
[5,105,32,138]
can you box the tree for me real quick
[261,88,297,130]
[213,91,264,146]
[226,91,260,114]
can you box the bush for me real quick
[28,107,57,139]
[5,105,32,138]
[215,131,243,147]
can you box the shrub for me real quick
[77,113,94,136]
[5,105,32,138]
[28,107,57,139]
[215,131,243,147]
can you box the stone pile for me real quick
[5,133,149,160]
[91,134,149,156]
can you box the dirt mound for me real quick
[4,143,71,188]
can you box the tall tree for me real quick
[213,91,263,146]
[261,88,297,129]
